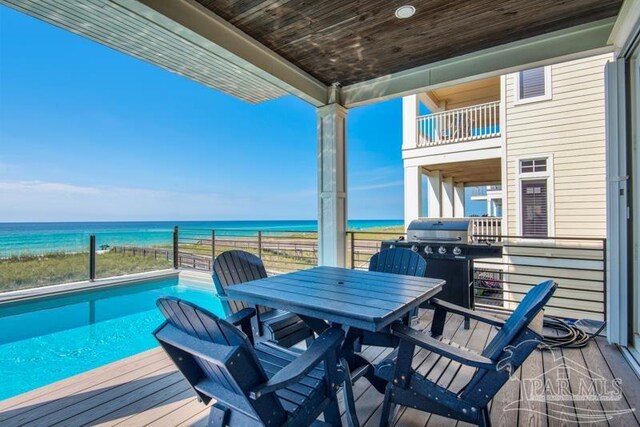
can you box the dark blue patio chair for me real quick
[213,250,314,348]
[154,297,359,427]
[354,248,428,350]
[376,280,557,427]
[368,247,427,277]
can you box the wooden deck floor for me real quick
[1,310,639,427]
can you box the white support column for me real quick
[441,177,454,218]
[426,170,441,218]
[454,183,465,217]
[317,103,347,267]
[404,165,423,228]
[402,95,419,150]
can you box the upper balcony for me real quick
[417,100,501,147]
[403,76,502,166]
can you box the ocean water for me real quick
[0,220,402,256]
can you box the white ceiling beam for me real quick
[417,92,445,113]
[342,18,616,108]
[118,0,329,106]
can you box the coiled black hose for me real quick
[539,316,606,349]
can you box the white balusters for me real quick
[416,101,500,147]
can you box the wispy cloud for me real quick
[0,180,315,221]
[351,180,403,192]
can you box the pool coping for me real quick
[0,269,181,304]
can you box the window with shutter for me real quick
[519,68,546,98]
[515,66,551,103]
[521,179,548,237]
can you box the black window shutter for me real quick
[521,179,548,237]
[519,68,546,99]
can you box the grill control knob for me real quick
[424,246,433,255]
[453,246,462,256]
[410,245,418,253]
[438,246,447,255]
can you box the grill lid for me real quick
[407,218,470,231]
[407,218,470,243]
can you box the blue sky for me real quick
[0,6,484,222]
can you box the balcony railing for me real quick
[470,217,502,242]
[417,101,501,147]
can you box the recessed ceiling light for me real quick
[395,5,416,19]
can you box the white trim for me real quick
[418,92,445,113]
[513,65,553,105]
[0,269,179,304]
[341,18,615,107]
[515,154,555,238]
[402,95,419,150]
[605,59,630,346]
[317,103,348,267]
[608,0,640,57]
[119,0,329,106]
[500,75,509,236]
[425,170,442,218]
[404,165,423,228]
[402,138,502,162]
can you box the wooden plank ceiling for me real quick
[196,0,622,86]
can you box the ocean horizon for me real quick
[0,219,403,256]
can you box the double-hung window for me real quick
[518,157,553,237]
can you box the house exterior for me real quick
[403,52,612,240]
[1,0,637,364]
[402,53,612,320]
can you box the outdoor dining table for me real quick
[226,265,444,394]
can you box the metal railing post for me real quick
[89,235,96,281]
[211,230,216,265]
[258,231,262,259]
[350,232,355,269]
[173,226,179,269]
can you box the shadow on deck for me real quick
[1,310,638,426]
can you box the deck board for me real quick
[1,310,638,427]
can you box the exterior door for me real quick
[631,41,640,350]
[605,59,630,346]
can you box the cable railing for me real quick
[2,225,603,322]
[175,227,318,273]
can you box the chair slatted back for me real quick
[213,250,268,314]
[460,280,557,406]
[369,248,427,277]
[155,297,287,425]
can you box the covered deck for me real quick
[1,310,638,426]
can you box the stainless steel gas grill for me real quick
[381,218,503,328]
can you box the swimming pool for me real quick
[0,274,225,401]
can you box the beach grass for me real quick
[0,251,172,292]
[0,227,403,293]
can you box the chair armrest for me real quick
[431,298,505,327]
[225,307,256,327]
[155,323,237,367]
[391,324,497,370]
[249,327,345,399]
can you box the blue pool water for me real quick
[0,276,225,401]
